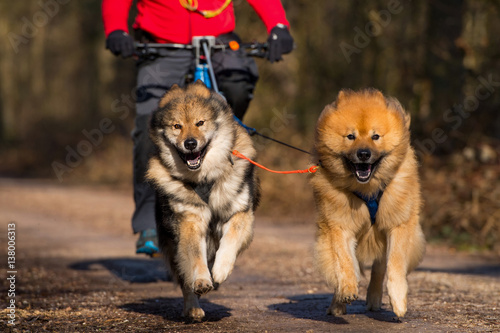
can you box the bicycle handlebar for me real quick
[240,42,268,58]
[134,40,268,58]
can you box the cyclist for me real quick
[101,0,294,256]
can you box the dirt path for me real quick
[1,179,499,332]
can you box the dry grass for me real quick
[421,147,500,252]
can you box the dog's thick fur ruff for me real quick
[147,82,260,321]
[311,89,425,318]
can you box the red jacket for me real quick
[102,0,290,44]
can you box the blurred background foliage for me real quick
[0,0,499,251]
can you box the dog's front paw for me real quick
[183,307,205,322]
[340,293,358,304]
[193,278,213,296]
[327,302,346,316]
[390,296,407,318]
[338,283,358,304]
[327,284,358,316]
[211,258,235,285]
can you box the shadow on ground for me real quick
[69,257,170,283]
[269,294,400,324]
[120,297,231,323]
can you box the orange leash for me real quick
[232,150,319,174]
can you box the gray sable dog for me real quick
[146,81,260,321]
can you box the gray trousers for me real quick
[131,36,259,233]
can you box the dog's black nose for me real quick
[357,149,371,161]
[184,138,197,151]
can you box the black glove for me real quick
[106,30,135,58]
[266,25,294,63]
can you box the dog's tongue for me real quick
[355,163,372,179]
[186,151,201,167]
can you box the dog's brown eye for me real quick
[196,120,204,127]
[347,134,356,140]
[174,124,182,130]
[372,134,380,140]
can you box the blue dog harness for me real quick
[354,190,384,225]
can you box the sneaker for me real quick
[136,229,160,257]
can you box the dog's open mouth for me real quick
[346,158,383,183]
[178,146,208,170]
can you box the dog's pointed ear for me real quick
[403,111,411,129]
[194,79,206,87]
[337,90,346,101]
[188,80,211,98]
[386,97,411,129]
[336,89,348,102]
[335,89,357,107]
[373,90,385,101]
[329,89,348,112]
[158,84,183,108]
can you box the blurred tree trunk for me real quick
[0,19,16,141]
[421,0,466,146]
